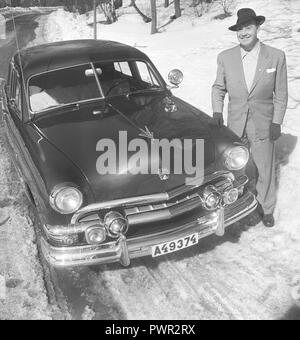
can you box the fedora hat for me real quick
[229,8,265,31]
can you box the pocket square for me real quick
[266,68,276,73]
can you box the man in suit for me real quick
[212,8,288,227]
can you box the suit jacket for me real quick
[212,42,288,138]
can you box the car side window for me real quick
[135,61,159,87]
[114,62,132,77]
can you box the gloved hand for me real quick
[270,123,281,141]
[212,112,224,127]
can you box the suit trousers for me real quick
[244,117,276,215]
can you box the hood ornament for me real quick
[139,125,156,145]
[139,126,154,140]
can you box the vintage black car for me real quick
[1,40,257,267]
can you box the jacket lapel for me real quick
[248,43,271,96]
[233,46,248,94]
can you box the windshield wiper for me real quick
[126,87,165,99]
[44,102,81,112]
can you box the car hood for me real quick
[33,94,218,202]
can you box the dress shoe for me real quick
[262,214,275,228]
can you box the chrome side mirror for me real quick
[168,69,183,87]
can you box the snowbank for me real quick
[0,119,53,320]
[0,6,56,19]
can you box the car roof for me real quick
[13,39,150,80]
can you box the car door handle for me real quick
[93,110,102,115]
[93,109,108,117]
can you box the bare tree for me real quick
[174,0,181,18]
[191,0,213,17]
[130,0,151,23]
[100,0,117,24]
[191,0,202,6]
[150,0,157,34]
[219,0,234,15]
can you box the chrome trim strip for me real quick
[71,171,237,225]
[41,192,257,267]
[167,171,234,199]
[71,193,169,225]
[43,220,101,237]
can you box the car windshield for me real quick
[28,60,163,113]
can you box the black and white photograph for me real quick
[0,0,299,321]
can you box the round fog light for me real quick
[223,188,239,205]
[85,226,106,245]
[104,211,128,238]
[205,193,220,210]
[203,185,221,211]
[64,235,78,246]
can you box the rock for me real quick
[5,278,23,289]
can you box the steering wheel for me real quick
[105,79,129,96]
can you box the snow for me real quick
[0,119,54,320]
[0,6,58,15]
[2,0,300,319]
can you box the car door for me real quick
[3,64,33,192]
[3,64,51,214]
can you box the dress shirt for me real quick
[240,40,261,92]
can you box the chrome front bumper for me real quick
[41,191,257,268]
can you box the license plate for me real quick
[152,233,199,258]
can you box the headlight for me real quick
[224,145,249,171]
[50,186,83,214]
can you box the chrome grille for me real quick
[123,175,247,226]
[76,173,248,227]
